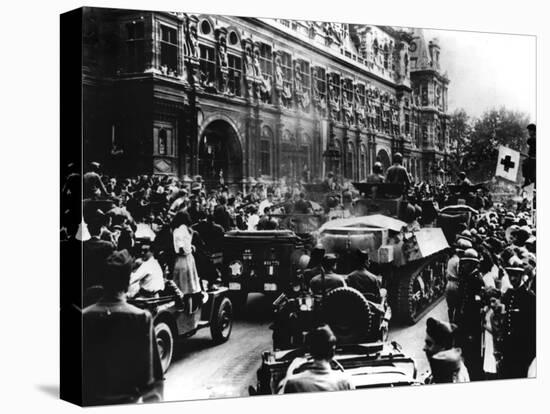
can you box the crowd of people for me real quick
[61,135,536,401]
[428,198,536,383]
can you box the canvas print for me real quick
[60,6,536,406]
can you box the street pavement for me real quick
[163,293,448,402]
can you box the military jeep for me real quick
[221,230,308,309]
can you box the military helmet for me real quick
[461,248,480,263]
[505,256,525,274]
[455,238,473,251]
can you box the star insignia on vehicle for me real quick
[229,260,243,276]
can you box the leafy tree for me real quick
[447,108,472,174]
[460,107,530,182]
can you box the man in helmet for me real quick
[309,254,346,296]
[385,152,411,193]
[366,162,385,183]
[446,238,472,323]
[499,258,536,379]
[455,248,485,381]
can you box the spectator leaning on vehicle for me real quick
[83,250,163,405]
[279,325,355,394]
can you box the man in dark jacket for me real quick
[310,254,346,295]
[213,195,233,231]
[83,250,164,405]
[500,258,536,379]
[83,211,115,302]
[455,248,485,381]
[280,325,354,393]
[345,250,381,303]
[385,152,411,193]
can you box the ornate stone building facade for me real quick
[82,7,452,189]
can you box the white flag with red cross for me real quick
[495,145,520,182]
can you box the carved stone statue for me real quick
[189,24,199,60]
[218,38,228,68]
[275,57,284,88]
[253,49,262,78]
[244,46,254,77]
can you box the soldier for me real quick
[309,254,346,296]
[455,248,485,381]
[385,152,411,194]
[446,238,473,323]
[366,162,385,183]
[499,257,536,379]
[345,250,381,303]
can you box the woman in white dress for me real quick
[171,211,201,296]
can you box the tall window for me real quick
[383,105,391,134]
[375,105,382,131]
[356,83,365,107]
[158,129,167,155]
[313,66,326,104]
[383,44,389,69]
[155,126,174,156]
[297,60,311,95]
[260,43,273,103]
[343,78,353,105]
[160,25,178,74]
[199,44,216,86]
[260,126,273,176]
[228,54,242,96]
[329,72,341,121]
[405,113,410,134]
[280,52,293,108]
[126,21,145,73]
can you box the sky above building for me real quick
[422,28,536,122]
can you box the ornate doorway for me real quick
[199,120,243,188]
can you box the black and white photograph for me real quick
[56,4,541,407]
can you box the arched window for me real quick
[260,126,273,176]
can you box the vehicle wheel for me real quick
[210,297,233,344]
[154,322,174,373]
[323,287,374,344]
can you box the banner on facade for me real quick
[495,145,520,182]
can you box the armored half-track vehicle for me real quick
[315,183,450,324]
